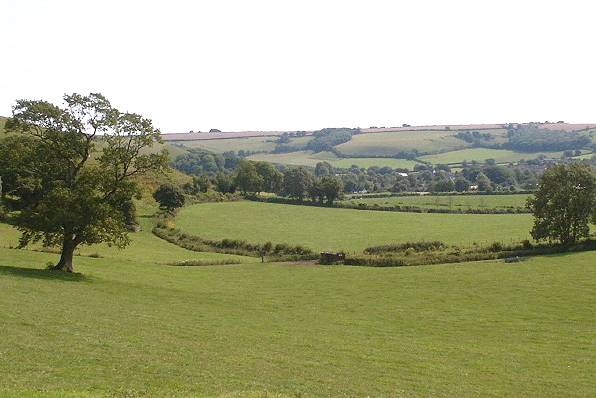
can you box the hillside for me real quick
[163,123,596,169]
[1,228,594,396]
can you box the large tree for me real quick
[320,176,343,204]
[527,163,596,245]
[235,160,263,194]
[3,93,167,272]
[254,161,283,194]
[282,167,313,201]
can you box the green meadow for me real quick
[419,148,564,165]
[1,238,594,397]
[0,208,253,265]
[335,129,508,156]
[248,150,420,169]
[178,136,278,153]
[176,201,533,251]
[342,193,532,211]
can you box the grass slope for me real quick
[342,194,532,211]
[180,136,278,153]
[0,208,253,265]
[419,148,564,165]
[176,202,533,251]
[0,246,594,397]
[248,151,420,170]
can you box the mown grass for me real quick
[176,201,533,251]
[336,129,508,156]
[0,244,594,397]
[341,193,532,211]
[418,147,564,165]
[248,150,420,169]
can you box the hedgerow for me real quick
[152,225,316,260]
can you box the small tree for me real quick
[454,178,469,192]
[259,241,273,263]
[476,173,492,192]
[314,161,333,177]
[4,93,167,272]
[214,172,234,193]
[528,163,596,245]
[153,184,185,211]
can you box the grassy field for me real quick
[1,239,594,397]
[336,129,508,157]
[176,201,533,251]
[0,207,253,265]
[248,151,420,169]
[418,148,564,165]
[179,136,278,153]
[342,194,532,210]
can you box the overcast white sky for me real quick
[1,0,594,133]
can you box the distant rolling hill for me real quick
[161,122,596,142]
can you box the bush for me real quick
[153,184,185,211]
[488,242,503,252]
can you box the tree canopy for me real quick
[1,93,167,271]
[527,163,596,245]
[153,184,186,211]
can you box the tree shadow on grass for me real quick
[0,265,89,282]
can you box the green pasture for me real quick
[342,193,532,210]
[336,129,508,157]
[0,208,253,266]
[176,201,533,251]
[248,151,419,169]
[179,136,278,153]
[419,148,564,165]
[1,240,594,396]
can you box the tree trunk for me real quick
[51,236,77,272]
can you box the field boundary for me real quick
[247,195,532,214]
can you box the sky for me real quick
[1,0,594,133]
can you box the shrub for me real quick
[488,242,503,252]
[153,184,185,211]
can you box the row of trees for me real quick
[154,160,344,210]
[225,161,344,204]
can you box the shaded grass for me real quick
[0,265,89,282]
